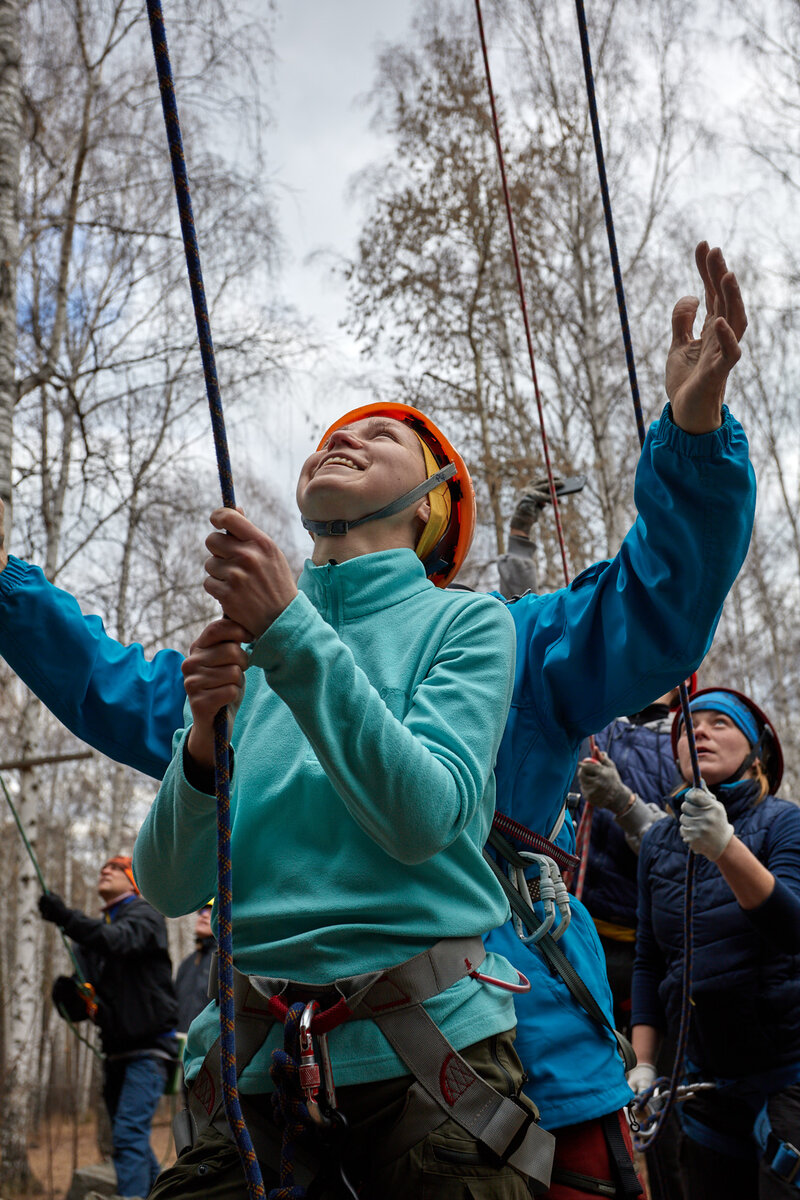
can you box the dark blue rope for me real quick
[145,3,263,1197]
[573,0,646,451]
[269,1003,312,1200]
[573,0,703,1151]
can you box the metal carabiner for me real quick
[299,1000,322,1107]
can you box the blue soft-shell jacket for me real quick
[581,714,678,929]
[633,781,800,1081]
[0,405,755,1128]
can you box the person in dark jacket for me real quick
[39,854,179,1199]
[631,688,800,1199]
[174,904,215,1034]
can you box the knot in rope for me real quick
[268,1002,314,1200]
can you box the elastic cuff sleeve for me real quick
[0,554,33,596]
[651,403,735,459]
[742,877,800,953]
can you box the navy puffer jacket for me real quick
[633,780,800,1078]
[581,711,678,927]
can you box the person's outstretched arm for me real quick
[0,501,185,779]
[509,243,755,745]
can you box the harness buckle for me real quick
[772,1141,800,1184]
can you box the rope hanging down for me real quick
[573,0,700,1150]
[145,4,263,1198]
[472,0,571,588]
[475,0,703,1149]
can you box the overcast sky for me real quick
[231,0,759,543]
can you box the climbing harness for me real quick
[308,401,477,588]
[181,938,555,1193]
[485,827,635,1074]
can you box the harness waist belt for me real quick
[190,937,554,1191]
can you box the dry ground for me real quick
[20,1098,177,1200]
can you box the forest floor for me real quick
[19,1098,176,1199]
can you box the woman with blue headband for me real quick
[631,687,800,1199]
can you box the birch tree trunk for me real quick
[0,0,20,530]
[0,703,42,1190]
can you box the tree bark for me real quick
[0,703,42,1191]
[0,0,20,536]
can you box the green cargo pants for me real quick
[149,1029,536,1198]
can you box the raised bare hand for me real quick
[666,242,747,434]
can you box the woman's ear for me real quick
[415,496,431,525]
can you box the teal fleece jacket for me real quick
[133,549,520,1090]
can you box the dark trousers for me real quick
[103,1056,168,1197]
[596,936,683,1200]
[149,1030,535,1199]
[545,1109,642,1199]
[680,1083,800,1200]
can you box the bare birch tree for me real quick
[345,0,700,589]
[0,0,295,1185]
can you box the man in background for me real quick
[174,903,215,1035]
[39,855,178,1199]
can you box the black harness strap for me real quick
[601,1111,643,1198]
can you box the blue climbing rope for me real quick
[145,4,263,1197]
[269,1003,312,1200]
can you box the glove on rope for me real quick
[627,1062,657,1100]
[39,892,75,929]
[679,784,734,862]
[578,752,633,815]
[510,477,562,536]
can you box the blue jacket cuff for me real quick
[651,403,736,459]
[0,555,33,596]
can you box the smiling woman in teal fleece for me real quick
[132,412,527,1138]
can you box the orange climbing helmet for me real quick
[307,402,475,588]
[103,855,140,895]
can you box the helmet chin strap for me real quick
[301,463,456,537]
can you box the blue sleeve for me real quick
[510,405,755,742]
[0,556,185,778]
[631,836,668,1030]
[742,804,800,954]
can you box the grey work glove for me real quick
[509,477,562,537]
[679,784,734,861]
[627,1062,657,1099]
[578,752,633,815]
[617,798,667,855]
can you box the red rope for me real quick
[472,0,570,587]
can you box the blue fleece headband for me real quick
[682,691,760,747]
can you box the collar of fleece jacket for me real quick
[297,547,432,623]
